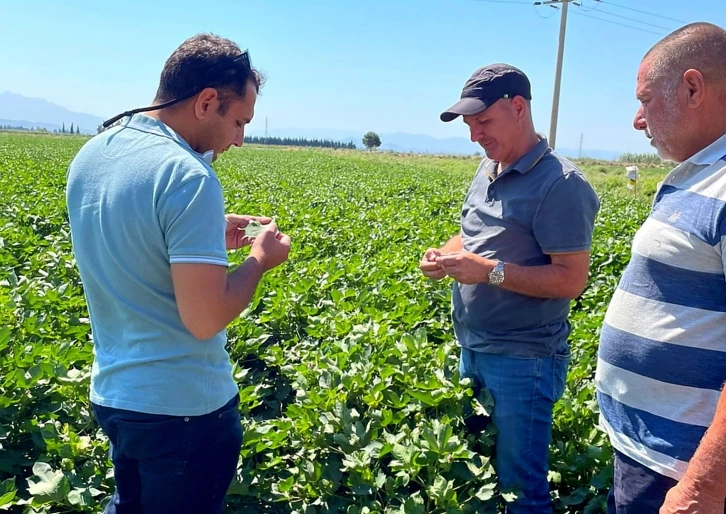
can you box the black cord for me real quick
[102,50,251,129]
[101,95,192,128]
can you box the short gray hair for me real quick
[644,22,726,91]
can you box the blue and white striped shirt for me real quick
[596,132,726,480]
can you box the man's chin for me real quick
[651,140,678,163]
[481,147,497,161]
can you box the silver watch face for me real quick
[489,262,504,285]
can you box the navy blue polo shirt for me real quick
[452,137,600,357]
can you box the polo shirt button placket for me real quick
[485,183,495,204]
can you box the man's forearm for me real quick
[195,257,265,339]
[171,256,266,340]
[440,234,463,253]
[219,256,265,324]
[499,261,586,299]
[679,384,726,500]
[435,250,589,299]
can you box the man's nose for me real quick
[470,127,481,143]
[633,106,648,131]
[233,129,244,147]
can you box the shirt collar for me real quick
[512,136,550,174]
[122,114,215,165]
[686,131,726,166]
[482,137,551,182]
[493,136,550,177]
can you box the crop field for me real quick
[0,132,658,513]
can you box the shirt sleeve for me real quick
[532,171,601,255]
[719,215,726,276]
[158,176,228,267]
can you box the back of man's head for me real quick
[154,33,265,115]
[644,22,726,93]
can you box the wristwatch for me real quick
[488,260,505,287]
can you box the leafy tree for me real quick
[362,131,381,151]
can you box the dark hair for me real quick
[154,33,265,115]
[645,22,726,87]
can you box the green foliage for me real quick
[244,136,356,150]
[618,152,664,166]
[0,133,659,513]
[245,220,266,238]
[362,132,382,151]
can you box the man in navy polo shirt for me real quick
[420,64,600,513]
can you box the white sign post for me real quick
[626,165,640,196]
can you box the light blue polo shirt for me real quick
[66,114,238,416]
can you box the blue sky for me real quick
[1,0,725,153]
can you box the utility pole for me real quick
[579,133,584,159]
[265,117,268,139]
[542,0,573,150]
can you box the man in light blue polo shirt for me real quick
[66,34,290,514]
[420,64,599,513]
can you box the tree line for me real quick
[618,152,664,165]
[57,123,82,134]
[0,123,81,134]
[244,136,356,149]
[3,125,386,153]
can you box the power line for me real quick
[534,3,560,19]
[571,10,666,36]
[576,0,602,13]
[594,0,686,24]
[585,6,674,31]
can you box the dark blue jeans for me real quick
[460,346,570,514]
[606,450,725,514]
[92,394,243,514]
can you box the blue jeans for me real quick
[606,450,725,514]
[459,346,570,514]
[92,394,243,514]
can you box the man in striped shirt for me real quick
[596,22,726,514]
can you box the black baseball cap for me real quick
[440,63,532,122]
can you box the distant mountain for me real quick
[249,126,623,160]
[0,92,103,134]
[0,92,626,160]
[556,148,622,162]
[379,132,481,155]
[247,127,483,155]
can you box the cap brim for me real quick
[440,97,489,122]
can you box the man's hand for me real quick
[249,222,291,272]
[420,248,447,280]
[225,214,272,250]
[435,251,494,285]
[661,477,725,514]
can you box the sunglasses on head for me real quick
[101,50,251,129]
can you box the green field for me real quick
[0,132,657,513]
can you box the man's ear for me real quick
[512,95,528,119]
[193,88,220,120]
[682,69,706,109]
